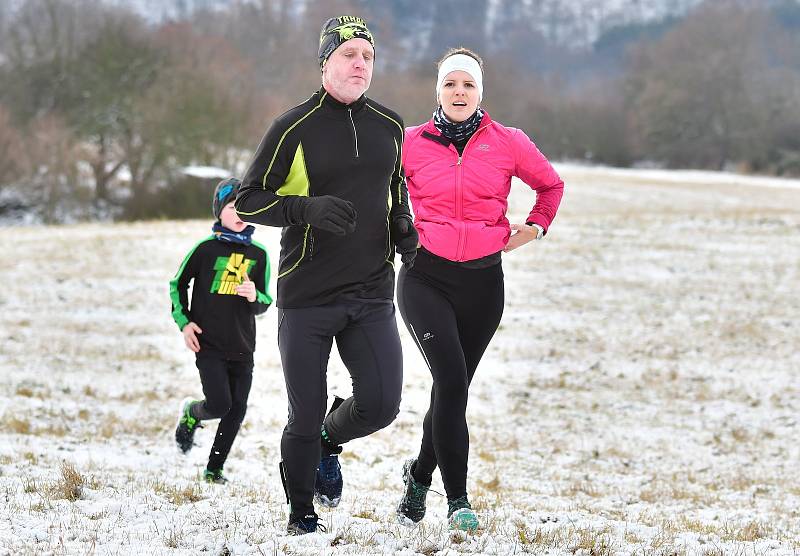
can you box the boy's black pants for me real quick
[192,356,253,471]
[397,250,504,500]
[278,296,403,517]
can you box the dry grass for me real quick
[573,526,616,555]
[721,520,774,542]
[15,386,35,398]
[157,483,205,505]
[1,414,31,434]
[1,170,799,553]
[352,508,378,521]
[22,477,38,494]
[51,461,85,501]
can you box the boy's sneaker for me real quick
[174,398,202,454]
[203,468,228,485]
[448,495,479,532]
[286,512,326,535]
[397,459,429,526]
[314,454,342,507]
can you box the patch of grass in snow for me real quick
[22,476,38,494]
[87,509,108,520]
[1,410,69,437]
[638,477,716,505]
[677,516,721,535]
[569,525,616,555]
[623,528,643,544]
[53,461,85,501]
[514,520,570,550]
[562,479,601,498]
[30,501,49,513]
[494,519,623,554]
[97,411,125,439]
[23,461,93,504]
[93,410,169,440]
[230,483,272,505]
[116,388,165,403]
[352,507,379,521]
[475,471,501,492]
[154,481,204,505]
[162,525,185,549]
[14,385,37,398]
[329,520,380,548]
[466,495,498,526]
[646,528,678,552]
[719,520,774,542]
[698,548,726,556]
[1,414,31,434]
[118,343,169,363]
[709,471,764,493]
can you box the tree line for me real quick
[1,0,799,223]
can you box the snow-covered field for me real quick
[1,165,799,555]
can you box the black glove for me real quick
[299,195,357,235]
[391,213,419,267]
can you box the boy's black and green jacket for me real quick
[235,88,411,308]
[169,235,272,360]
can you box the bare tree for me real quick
[0,105,22,186]
[19,115,88,223]
[626,1,770,169]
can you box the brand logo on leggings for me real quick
[422,331,435,341]
[211,253,255,295]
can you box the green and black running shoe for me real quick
[174,398,202,454]
[396,459,429,526]
[203,467,228,485]
[447,495,479,532]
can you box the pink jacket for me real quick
[402,112,564,262]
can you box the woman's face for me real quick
[437,70,479,123]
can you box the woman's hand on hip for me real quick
[503,223,538,252]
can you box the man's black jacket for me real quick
[236,88,411,308]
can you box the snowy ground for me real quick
[1,165,799,555]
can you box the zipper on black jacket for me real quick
[348,108,359,158]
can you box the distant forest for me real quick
[1,0,799,222]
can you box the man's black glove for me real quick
[391,213,419,267]
[298,195,357,235]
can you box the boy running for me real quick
[170,177,272,483]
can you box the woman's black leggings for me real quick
[397,250,504,499]
[192,356,253,471]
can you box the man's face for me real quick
[321,38,374,105]
[220,201,246,232]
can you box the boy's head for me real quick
[213,177,246,232]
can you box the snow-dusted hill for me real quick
[490,0,705,46]
[2,0,709,46]
[1,165,799,554]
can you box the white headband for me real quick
[436,54,483,102]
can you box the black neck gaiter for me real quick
[433,106,484,145]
